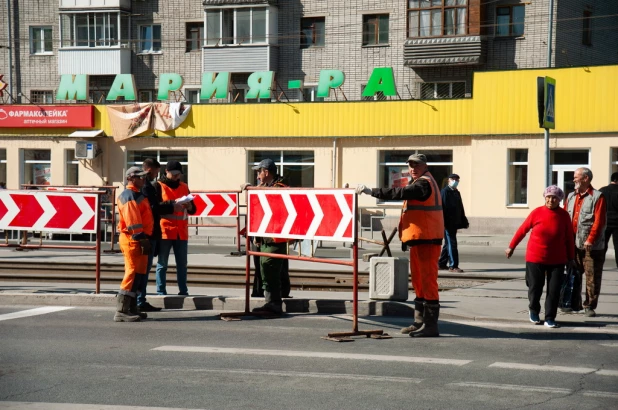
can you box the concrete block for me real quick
[369,257,409,301]
[362,253,379,262]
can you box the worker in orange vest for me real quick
[155,160,196,296]
[115,167,154,322]
[357,153,444,337]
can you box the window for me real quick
[59,13,123,47]
[408,0,468,38]
[89,90,108,104]
[65,150,79,185]
[0,149,6,188]
[186,89,207,103]
[30,26,53,54]
[361,85,387,101]
[496,5,525,37]
[139,24,162,53]
[420,82,465,99]
[248,151,314,187]
[127,150,188,184]
[205,7,267,46]
[582,10,592,45]
[378,150,453,202]
[301,17,325,48]
[138,90,154,103]
[22,149,51,186]
[30,91,54,104]
[363,14,389,46]
[300,86,324,102]
[186,22,203,52]
[507,149,528,205]
[550,150,589,165]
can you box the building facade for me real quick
[1,0,617,233]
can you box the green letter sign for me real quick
[317,70,345,98]
[362,67,396,98]
[56,75,89,101]
[157,73,183,101]
[201,72,230,100]
[107,74,137,101]
[246,71,274,100]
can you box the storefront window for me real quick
[66,149,79,185]
[0,149,6,188]
[507,149,528,205]
[378,150,453,202]
[612,148,618,175]
[23,149,51,186]
[248,151,315,187]
[127,150,188,183]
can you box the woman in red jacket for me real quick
[506,185,575,328]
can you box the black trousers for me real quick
[605,227,618,267]
[525,262,565,320]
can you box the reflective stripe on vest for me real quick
[399,172,444,244]
[159,182,190,240]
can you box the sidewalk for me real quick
[0,236,616,327]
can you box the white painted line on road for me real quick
[448,382,571,394]
[0,306,74,322]
[599,343,618,347]
[152,346,472,366]
[489,362,596,374]
[0,402,196,410]
[444,319,618,334]
[193,368,423,383]
[583,390,618,399]
[596,369,618,377]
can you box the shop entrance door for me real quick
[551,166,577,204]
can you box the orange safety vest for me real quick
[399,172,444,246]
[159,181,190,240]
[117,185,153,240]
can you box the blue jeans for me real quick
[156,239,188,295]
[137,239,157,306]
[438,228,459,268]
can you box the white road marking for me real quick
[0,306,74,322]
[489,362,596,374]
[599,343,618,347]
[192,368,423,383]
[596,369,618,377]
[583,390,618,398]
[449,382,572,394]
[0,403,200,410]
[444,319,618,334]
[152,346,472,366]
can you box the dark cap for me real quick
[166,160,183,174]
[407,153,427,164]
[448,174,460,180]
[126,166,148,178]
[252,158,277,173]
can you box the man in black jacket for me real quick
[438,173,469,273]
[600,172,618,268]
[137,158,183,311]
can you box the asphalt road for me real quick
[1,306,617,409]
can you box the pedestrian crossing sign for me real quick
[543,77,556,129]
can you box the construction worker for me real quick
[357,153,444,337]
[115,167,154,322]
[241,158,288,314]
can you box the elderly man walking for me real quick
[564,167,607,317]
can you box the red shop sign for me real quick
[0,105,94,128]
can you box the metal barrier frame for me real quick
[221,187,389,341]
[189,190,242,253]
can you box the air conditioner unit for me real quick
[75,141,97,159]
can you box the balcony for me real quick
[59,0,131,10]
[404,36,483,67]
[58,47,131,75]
[203,45,277,73]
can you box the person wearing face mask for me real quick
[563,167,607,317]
[155,160,196,296]
[438,174,469,273]
[506,186,575,328]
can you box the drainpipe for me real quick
[6,0,13,101]
[332,138,337,188]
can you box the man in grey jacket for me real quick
[564,167,607,317]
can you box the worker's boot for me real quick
[113,294,141,322]
[401,299,424,334]
[252,290,283,315]
[410,302,440,337]
[130,295,148,319]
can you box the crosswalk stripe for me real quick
[0,307,74,322]
[151,346,472,366]
[448,382,571,394]
[489,362,596,374]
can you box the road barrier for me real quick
[189,191,242,253]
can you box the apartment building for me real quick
[1,0,617,232]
